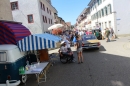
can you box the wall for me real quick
[10,0,56,34]
[90,0,116,31]
[40,0,55,32]
[113,0,130,35]
[10,0,42,34]
[0,0,13,21]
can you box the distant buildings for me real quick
[10,0,57,34]
[76,8,91,30]
[0,0,13,21]
[76,0,130,35]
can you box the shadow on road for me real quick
[110,40,116,42]
[83,45,106,52]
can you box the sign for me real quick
[116,19,121,20]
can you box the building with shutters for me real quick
[88,0,130,35]
[10,0,57,34]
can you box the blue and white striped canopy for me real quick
[17,33,61,51]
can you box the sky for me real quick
[51,0,90,25]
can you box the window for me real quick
[43,16,45,23]
[45,16,47,23]
[47,7,49,13]
[109,21,111,28]
[96,12,98,19]
[50,10,51,15]
[11,1,18,10]
[101,9,104,17]
[105,22,107,28]
[0,52,7,62]
[100,10,102,17]
[105,7,108,15]
[48,18,50,24]
[40,2,45,11]
[27,15,34,23]
[43,4,45,11]
[98,11,101,18]
[40,2,42,9]
[107,4,112,14]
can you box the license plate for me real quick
[89,44,92,46]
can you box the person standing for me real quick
[102,29,106,40]
[94,30,100,40]
[105,28,110,42]
[110,27,115,40]
[76,35,83,64]
[73,35,77,48]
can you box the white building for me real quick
[10,0,57,34]
[88,0,130,35]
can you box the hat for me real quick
[61,41,65,44]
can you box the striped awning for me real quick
[0,20,31,44]
[17,33,61,51]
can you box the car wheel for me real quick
[20,75,27,84]
[96,48,99,50]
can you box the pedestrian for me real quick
[105,28,110,42]
[102,29,106,40]
[72,35,77,48]
[94,30,100,40]
[110,27,115,40]
[76,35,83,64]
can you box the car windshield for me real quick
[82,35,97,41]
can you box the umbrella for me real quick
[48,24,64,30]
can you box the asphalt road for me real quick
[21,36,130,86]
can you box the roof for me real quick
[88,0,95,6]
[0,44,17,51]
[0,20,31,44]
[66,22,71,27]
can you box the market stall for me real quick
[17,33,61,62]
[17,33,61,84]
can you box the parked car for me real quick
[81,34,101,50]
[0,44,28,84]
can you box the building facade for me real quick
[76,7,91,30]
[10,0,57,34]
[88,0,130,35]
[0,0,13,21]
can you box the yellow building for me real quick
[0,0,13,21]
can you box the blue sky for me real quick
[51,0,90,25]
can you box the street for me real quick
[21,36,130,86]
